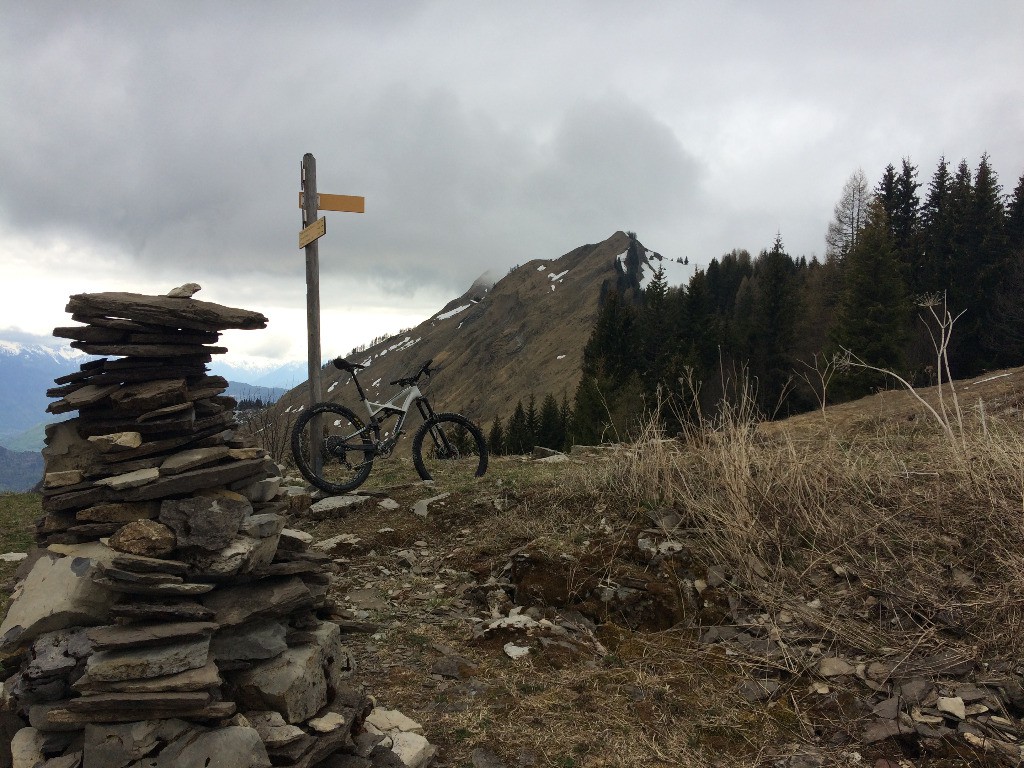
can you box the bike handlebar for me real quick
[390,359,433,388]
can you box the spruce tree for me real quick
[487,415,505,456]
[947,155,1007,375]
[524,394,539,452]
[558,393,573,449]
[1007,173,1024,254]
[751,235,797,413]
[506,400,530,455]
[831,198,910,398]
[920,157,954,295]
[537,393,563,450]
[877,160,922,291]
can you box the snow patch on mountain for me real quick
[640,250,690,289]
[436,304,471,321]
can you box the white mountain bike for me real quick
[290,357,488,494]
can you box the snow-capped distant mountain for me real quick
[207,359,310,390]
[0,340,87,444]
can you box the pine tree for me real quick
[524,394,538,452]
[506,400,530,455]
[831,198,910,398]
[750,235,797,412]
[1007,173,1024,254]
[537,393,563,450]
[487,415,505,456]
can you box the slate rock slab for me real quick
[200,576,313,627]
[233,643,328,724]
[65,292,269,332]
[111,552,189,576]
[160,446,231,476]
[83,720,192,768]
[211,619,288,662]
[94,467,161,490]
[77,501,160,523]
[124,458,267,501]
[86,621,218,651]
[85,636,211,682]
[74,656,221,694]
[0,552,115,652]
[92,576,215,597]
[108,600,216,623]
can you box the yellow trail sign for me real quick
[298,192,365,213]
[299,216,326,248]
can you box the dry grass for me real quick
[578,373,1024,660]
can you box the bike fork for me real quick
[416,399,456,455]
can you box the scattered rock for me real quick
[413,493,450,518]
[818,657,856,677]
[503,643,530,660]
[937,695,966,720]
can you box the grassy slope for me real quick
[304,368,1024,767]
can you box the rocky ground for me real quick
[284,435,1024,768]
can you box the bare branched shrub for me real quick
[839,292,967,449]
[237,405,297,466]
[796,352,843,416]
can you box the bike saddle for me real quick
[332,357,367,373]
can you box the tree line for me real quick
[567,154,1024,442]
[487,393,574,455]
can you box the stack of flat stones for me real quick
[0,290,382,768]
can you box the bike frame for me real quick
[348,371,440,453]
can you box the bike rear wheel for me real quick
[412,412,488,485]
[291,403,375,494]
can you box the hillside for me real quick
[274,231,681,426]
[0,445,42,492]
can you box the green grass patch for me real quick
[0,492,39,615]
[0,492,38,553]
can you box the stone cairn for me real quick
[0,290,381,768]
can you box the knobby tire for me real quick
[412,412,488,482]
[291,402,375,494]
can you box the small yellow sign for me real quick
[299,193,365,213]
[299,216,326,248]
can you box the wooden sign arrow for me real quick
[299,216,326,248]
[299,192,365,213]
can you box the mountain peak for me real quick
[276,231,660,426]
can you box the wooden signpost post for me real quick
[299,153,364,471]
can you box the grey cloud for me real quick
[1,0,1023,308]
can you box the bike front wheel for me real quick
[291,403,375,494]
[412,412,488,485]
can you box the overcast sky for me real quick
[2,1,1022,366]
